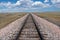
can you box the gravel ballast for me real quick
[32,14,60,40]
[0,14,28,40]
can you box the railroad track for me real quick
[15,14,42,40]
[0,14,60,40]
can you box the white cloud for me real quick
[32,1,50,8]
[0,2,11,8]
[0,2,12,8]
[51,0,60,4]
[0,0,60,12]
[44,0,49,2]
[0,0,21,8]
[19,0,33,8]
[6,2,12,8]
[0,0,51,8]
[51,0,60,8]
[32,1,43,6]
[55,3,60,8]
[15,1,21,6]
[1,0,60,12]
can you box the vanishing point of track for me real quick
[15,14,43,40]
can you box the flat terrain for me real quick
[35,12,60,26]
[0,13,26,29]
[0,14,60,40]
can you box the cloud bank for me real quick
[0,0,60,12]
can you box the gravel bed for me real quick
[0,14,28,40]
[32,14,60,40]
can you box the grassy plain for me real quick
[0,13,26,29]
[36,12,60,26]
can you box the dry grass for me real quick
[35,12,60,26]
[0,13,26,29]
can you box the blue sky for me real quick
[0,0,60,12]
